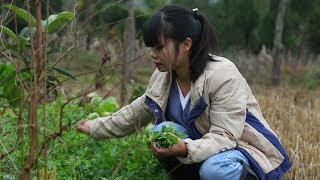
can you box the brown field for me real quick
[253,86,320,179]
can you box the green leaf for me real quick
[161,124,166,132]
[87,112,100,120]
[95,97,119,116]
[3,4,36,27]
[43,12,75,33]
[0,25,17,41]
[52,67,75,79]
[90,96,103,106]
[19,27,36,39]
[17,36,29,51]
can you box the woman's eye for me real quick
[155,44,164,49]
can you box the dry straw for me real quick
[254,86,320,179]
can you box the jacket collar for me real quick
[145,69,206,110]
[145,70,172,110]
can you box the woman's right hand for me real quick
[77,120,92,135]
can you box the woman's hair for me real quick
[143,4,219,82]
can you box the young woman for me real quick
[77,5,292,180]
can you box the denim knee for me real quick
[199,150,249,180]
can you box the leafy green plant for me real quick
[0,93,169,179]
[148,123,188,148]
[84,93,119,119]
[0,62,21,106]
[36,97,164,179]
[93,96,119,116]
[0,4,77,177]
[0,4,75,101]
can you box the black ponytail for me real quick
[189,11,219,82]
[143,5,219,82]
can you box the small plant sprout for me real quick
[148,122,188,148]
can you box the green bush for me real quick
[304,66,320,90]
[0,62,21,106]
[0,94,167,179]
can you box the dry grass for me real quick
[253,86,320,179]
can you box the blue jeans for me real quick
[152,122,253,180]
[199,149,250,180]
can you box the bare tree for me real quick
[22,0,43,178]
[121,0,136,104]
[272,0,286,86]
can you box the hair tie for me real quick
[192,8,199,20]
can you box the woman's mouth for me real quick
[153,62,162,68]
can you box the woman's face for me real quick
[150,37,186,72]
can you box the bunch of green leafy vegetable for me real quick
[148,123,188,148]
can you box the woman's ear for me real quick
[182,37,192,52]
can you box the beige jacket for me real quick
[89,55,290,176]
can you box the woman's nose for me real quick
[150,49,159,60]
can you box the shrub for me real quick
[0,62,21,106]
[304,66,319,90]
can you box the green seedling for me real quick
[149,123,188,148]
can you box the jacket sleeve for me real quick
[89,94,153,140]
[177,65,248,164]
[88,70,163,140]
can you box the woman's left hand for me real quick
[150,138,188,157]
